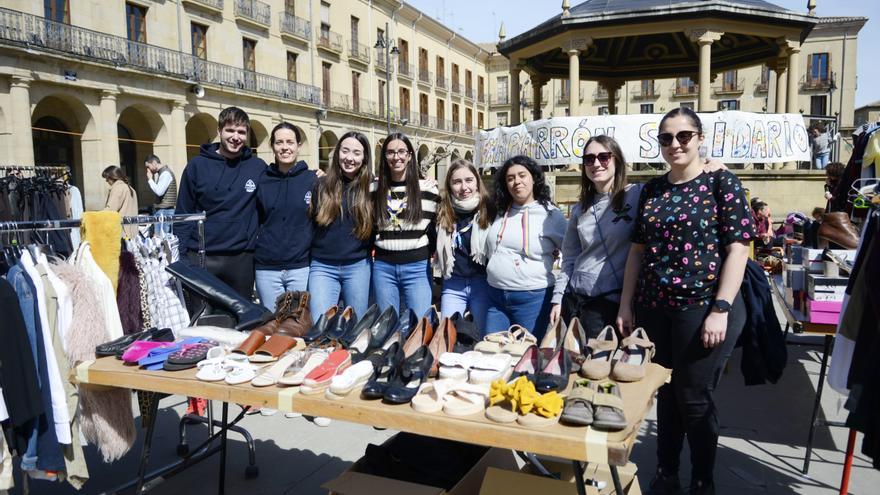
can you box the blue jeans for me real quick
[814,152,830,170]
[255,267,310,312]
[441,274,490,336]
[309,257,371,318]
[485,286,553,341]
[153,208,175,235]
[372,259,433,318]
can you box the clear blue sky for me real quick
[408,0,878,108]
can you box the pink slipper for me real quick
[122,341,169,364]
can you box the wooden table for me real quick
[74,357,670,494]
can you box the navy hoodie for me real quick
[255,161,317,270]
[175,143,267,254]
[310,176,373,263]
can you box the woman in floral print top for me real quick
[617,108,754,495]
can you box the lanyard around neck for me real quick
[496,206,530,257]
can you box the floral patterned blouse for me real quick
[632,170,755,309]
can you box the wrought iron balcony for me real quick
[464,87,474,100]
[631,81,658,100]
[375,50,388,70]
[418,68,433,86]
[328,91,377,116]
[714,77,744,95]
[451,81,462,95]
[279,12,310,42]
[452,121,461,133]
[0,8,321,106]
[316,28,342,54]
[556,90,570,104]
[234,0,270,28]
[672,82,699,97]
[478,93,486,104]
[349,39,370,65]
[491,94,510,105]
[755,80,770,93]
[435,76,448,90]
[397,61,415,79]
[801,74,833,91]
[183,0,224,13]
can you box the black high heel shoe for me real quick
[533,348,572,393]
[383,346,434,404]
[394,309,418,343]
[362,342,403,399]
[324,306,356,341]
[303,306,338,343]
[366,306,399,353]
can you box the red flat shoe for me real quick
[302,349,351,393]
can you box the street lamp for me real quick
[375,23,400,135]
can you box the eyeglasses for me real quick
[385,149,410,157]
[657,130,700,147]
[583,152,613,166]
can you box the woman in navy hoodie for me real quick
[254,123,317,312]
[308,131,374,318]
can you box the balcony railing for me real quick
[435,76,448,90]
[478,93,485,104]
[375,51,387,70]
[0,8,321,106]
[714,77,744,95]
[183,0,224,12]
[755,80,770,93]
[801,74,832,91]
[452,121,461,133]
[451,81,462,94]
[672,83,698,97]
[465,88,474,100]
[631,82,658,100]
[465,123,473,134]
[279,12,310,42]
[234,0,270,27]
[556,90,569,104]
[349,39,370,64]
[327,91,377,116]
[418,68,432,86]
[397,61,414,79]
[316,28,342,53]
[491,94,509,105]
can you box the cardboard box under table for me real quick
[74,358,670,494]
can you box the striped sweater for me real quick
[372,179,440,263]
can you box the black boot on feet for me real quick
[688,479,715,495]
[646,467,682,495]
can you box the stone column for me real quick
[688,29,723,112]
[786,44,801,114]
[771,59,788,169]
[170,100,188,174]
[509,63,521,125]
[10,76,35,166]
[568,49,580,117]
[532,77,545,120]
[100,90,120,166]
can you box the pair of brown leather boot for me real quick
[233,291,312,362]
[818,212,860,249]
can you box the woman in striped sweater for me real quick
[372,132,440,318]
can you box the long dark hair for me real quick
[311,131,373,240]
[269,122,302,145]
[438,159,494,232]
[102,165,134,197]
[580,135,629,212]
[659,107,703,135]
[493,155,552,216]
[376,132,422,227]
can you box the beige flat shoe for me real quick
[579,325,618,380]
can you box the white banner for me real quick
[475,111,811,168]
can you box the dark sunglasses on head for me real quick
[583,152,613,166]
[657,130,700,147]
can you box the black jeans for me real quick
[186,250,255,299]
[561,290,620,340]
[636,294,745,483]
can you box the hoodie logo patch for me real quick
[304,191,312,205]
[244,179,256,193]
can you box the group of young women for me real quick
[253,108,753,494]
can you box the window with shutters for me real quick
[125,3,147,43]
[352,71,361,112]
[287,52,298,81]
[807,53,830,88]
[44,0,70,23]
[378,80,386,115]
[285,0,296,14]
[243,38,256,71]
[320,1,330,40]
[191,23,207,60]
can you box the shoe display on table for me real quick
[300,349,351,394]
[278,349,329,386]
[560,379,595,426]
[326,360,375,399]
[485,376,563,427]
[532,348,572,393]
[361,342,403,399]
[540,318,582,372]
[817,212,860,249]
[580,325,619,380]
[383,345,434,404]
[610,327,655,383]
[323,306,357,342]
[251,350,305,387]
[590,380,627,431]
[393,308,418,343]
[510,345,541,381]
[427,318,457,377]
[402,315,434,357]
[163,341,218,371]
[303,305,339,343]
[450,311,480,353]
[95,327,175,358]
[363,306,399,356]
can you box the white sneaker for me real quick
[313,416,332,427]
[284,412,303,419]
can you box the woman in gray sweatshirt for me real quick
[484,156,567,340]
[550,136,641,340]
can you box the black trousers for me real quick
[636,294,745,483]
[560,290,620,340]
[186,250,256,314]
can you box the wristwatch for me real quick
[713,299,732,313]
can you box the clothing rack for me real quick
[0,213,207,264]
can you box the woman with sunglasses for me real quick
[550,136,641,340]
[435,158,495,334]
[484,155,567,340]
[618,108,753,495]
[372,133,440,317]
[308,131,374,319]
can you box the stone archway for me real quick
[118,104,165,208]
[32,94,94,197]
[417,144,430,179]
[318,130,338,171]
[185,112,218,161]
[249,119,269,160]
[464,151,473,162]
[291,124,311,167]
[434,146,447,183]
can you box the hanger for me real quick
[849,178,879,209]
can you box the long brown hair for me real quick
[438,159,493,232]
[376,133,421,228]
[579,136,628,212]
[311,131,373,240]
[102,165,134,197]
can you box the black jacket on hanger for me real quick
[737,259,787,385]
[0,278,44,440]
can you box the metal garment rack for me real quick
[0,213,259,494]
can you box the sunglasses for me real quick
[657,130,700,147]
[583,152,613,166]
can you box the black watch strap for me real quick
[713,299,732,313]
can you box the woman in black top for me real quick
[618,108,754,495]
